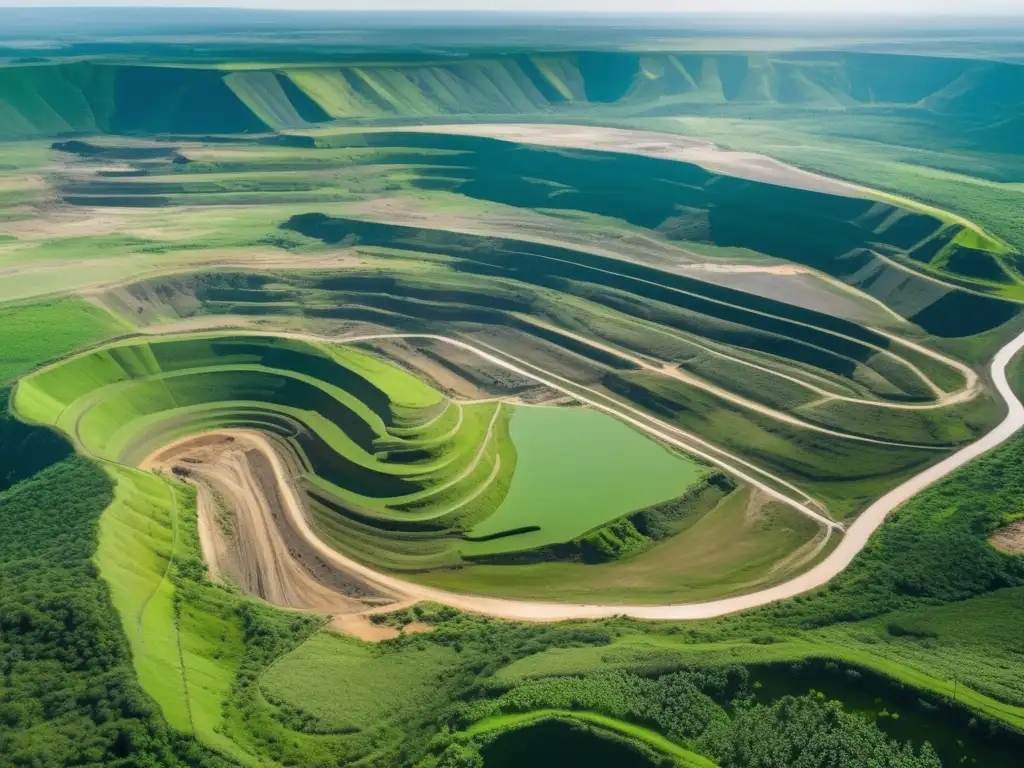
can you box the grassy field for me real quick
[416,486,826,603]
[96,466,250,761]
[261,632,459,732]
[0,298,128,382]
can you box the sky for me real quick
[2,0,1023,14]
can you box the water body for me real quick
[481,719,664,768]
[464,405,704,555]
[751,660,1024,768]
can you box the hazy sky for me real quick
[3,0,1022,14]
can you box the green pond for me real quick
[481,719,666,767]
[751,660,1024,768]
[464,406,704,555]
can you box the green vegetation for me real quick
[96,466,249,760]
[0,298,127,383]
[649,114,1024,278]
[0,62,267,138]
[469,712,715,767]
[444,670,943,768]
[496,432,1024,736]
[289,130,1015,305]
[13,332,506,566]
[262,632,458,732]
[0,392,227,767]
[0,386,71,491]
[415,486,824,603]
[12,331,713,580]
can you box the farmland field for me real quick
[4,9,1024,768]
[0,298,129,382]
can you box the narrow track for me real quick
[216,326,1024,621]
[44,323,1024,620]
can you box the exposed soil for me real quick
[415,335,546,397]
[401,621,435,635]
[743,489,771,524]
[990,520,1024,555]
[143,432,389,614]
[411,124,871,199]
[357,338,492,400]
[328,613,401,641]
[3,205,180,240]
[326,614,434,642]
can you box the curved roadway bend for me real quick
[278,330,838,528]
[211,327,1024,621]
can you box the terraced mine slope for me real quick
[5,124,1015,569]
[13,332,718,577]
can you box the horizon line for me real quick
[2,7,1024,16]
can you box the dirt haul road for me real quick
[407,124,871,199]
[149,327,1024,622]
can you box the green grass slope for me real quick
[0,62,269,138]
[0,297,128,383]
[4,50,1022,147]
[11,331,709,572]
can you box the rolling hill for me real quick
[2,51,1022,137]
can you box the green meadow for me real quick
[96,466,250,761]
[0,298,128,383]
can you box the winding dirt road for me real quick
[237,328,840,528]
[215,326,1024,620]
[130,324,1024,622]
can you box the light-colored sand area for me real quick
[0,173,47,192]
[329,613,401,641]
[408,124,871,199]
[1,205,198,241]
[990,520,1024,555]
[341,194,899,326]
[328,613,436,641]
[679,262,808,276]
[143,432,389,615]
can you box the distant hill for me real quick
[1,51,1022,139]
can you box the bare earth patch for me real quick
[401,621,435,635]
[143,432,389,615]
[990,521,1024,554]
[329,614,401,642]
[409,124,870,199]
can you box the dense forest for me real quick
[412,665,942,767]
[0,390,225,768]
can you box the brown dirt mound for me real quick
[990,520,1024,555]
